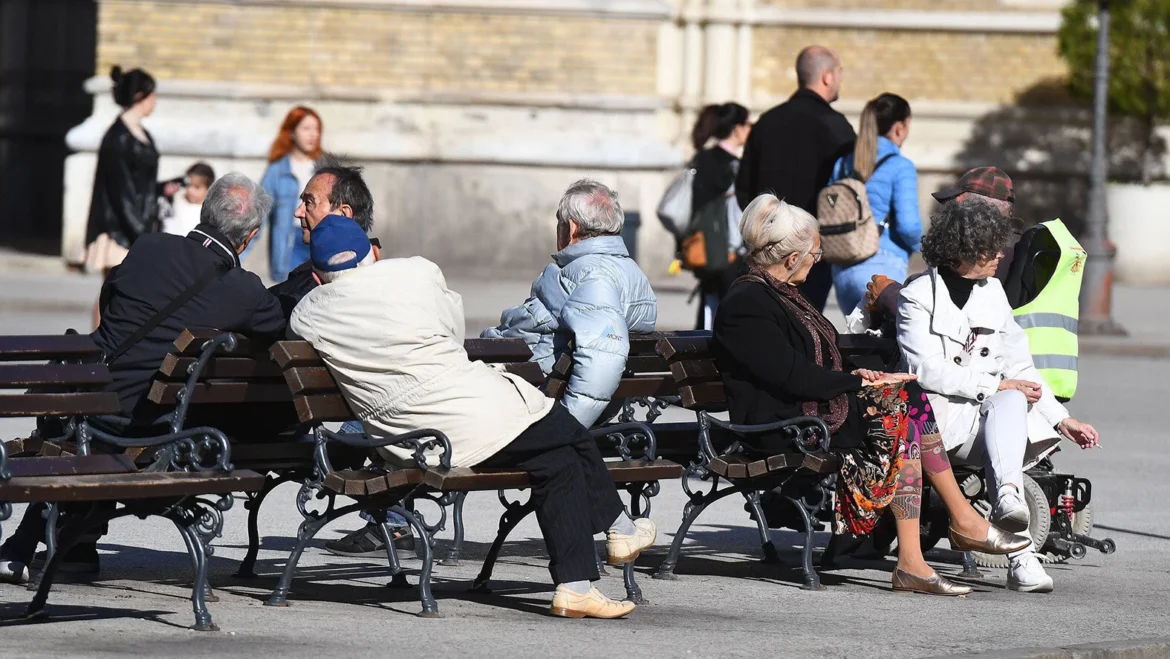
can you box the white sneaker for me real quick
[1007,552,1054,593]
[0,559,30,585]
[992,486,1030,533]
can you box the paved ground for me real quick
[1,262,1167,658]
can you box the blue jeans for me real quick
[831,250,910,316]
[339,421,410,529]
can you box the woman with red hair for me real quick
[253,106,323,281]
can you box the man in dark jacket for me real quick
[736,45,856,312]
[0,172,285,584]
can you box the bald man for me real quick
[736,45,855,312]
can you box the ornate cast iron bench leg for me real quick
[960,551,983,578]
[25,503,114,620]
[784,495,824,591]
[389,504,439,617]
[172,513,217,631]
[441,491,467,566]
[470,491,536,595]
[235,475,284,579]
[378,513,409,590]
[41,503,60,568]
[742,490,780,563]
[266,484,360,607]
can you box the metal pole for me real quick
[1079,0,1126,335]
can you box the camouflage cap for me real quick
[932,166,1015,204]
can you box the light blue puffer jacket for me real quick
[481,236,657,427]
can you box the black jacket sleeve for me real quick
[103,133,153,239]
[716,291,863,402]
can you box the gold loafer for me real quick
[949,525,1031,555]
[891,568,972,596]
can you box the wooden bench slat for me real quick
[611,375,678,398]
[270,341,321,369]
[0,363,112,389]
[284,366,335,395]
[294,394,352,423]
[503,362,544,385]
[147,381,292,405]
[173,330,252,356]
[0,392,121,417]
[679,382,725,409]
[0,335,102,362]
[669,359,720,384]
[158,354,282,380]
[463,338,534,363]
[6,455,136,478]
[3,436,44,457]
[656,335,714,361]
[422,459,681,491]
[0,469,266,502]
[624,355,668,374]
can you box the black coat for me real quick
[268,237,382,326]
[93,224,287,420]
[713,278,866,449]
[85,117,161,248]
[691,146,738,213]
[735,89,856,214]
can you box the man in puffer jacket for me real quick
[483,179,657,427]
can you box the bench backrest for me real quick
[545,331,710,401]
[0,335,120,419]
[271,337,540,424]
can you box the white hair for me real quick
[315,249,376,284]
[556,179,624,238]
[739,194,819,267]
[200,172,273,250]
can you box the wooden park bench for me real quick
[266,336,683,615]
[0,333,265,631]
[648,333,840,590]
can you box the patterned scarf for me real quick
[740,266,849,433]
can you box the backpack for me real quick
[678,160,741,272]
[816,153,896,266]
[656,162,696,240]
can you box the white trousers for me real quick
[949,389,1029,502]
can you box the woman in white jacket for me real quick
[896,199,1099,593]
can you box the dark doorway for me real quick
[0,0,97,254]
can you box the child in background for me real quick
[160,162,215,236]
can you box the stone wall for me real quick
[96,1,659,94]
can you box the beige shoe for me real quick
[606,517,657,565]
[550,585,636,619]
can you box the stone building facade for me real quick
[61,0,1082,280]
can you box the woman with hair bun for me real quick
[688,102,751,329]
[84,66,177,326]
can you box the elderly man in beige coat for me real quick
[289,215,655,619]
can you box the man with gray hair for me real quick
[483,179,657,428]
[1,172,286,583]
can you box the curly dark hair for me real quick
[921,198,1012,269]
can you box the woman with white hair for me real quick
[713,194,1030,595]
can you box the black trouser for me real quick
[799,260,833,313]
[480,405,625,585]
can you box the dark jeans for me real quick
[480,405,625,584]
[798,260,833,314]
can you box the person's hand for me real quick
[864,275,896,312]
[999,378,1042,404]
[855,370,917,387]
[1058,418,1100,449]
[162,181,182,197]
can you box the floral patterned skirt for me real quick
[833,382,914,536]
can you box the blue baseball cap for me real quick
[310,215,371,273]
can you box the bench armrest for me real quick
[312,426,453,475]
[81,422,235,473]
[591,422,658,461]
[699,413,831,459]
[170,332,242,434]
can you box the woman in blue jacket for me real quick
[828,93,921,314]
[249,106,322,282]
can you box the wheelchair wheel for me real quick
[1042,498,1094,563]
[972,474,1050,568]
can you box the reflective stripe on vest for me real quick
[1012,219,1084,400]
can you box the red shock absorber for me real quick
[1060,484,1076,520]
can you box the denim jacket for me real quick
[481,236,657,427]
[830,136,923,260]
[256,155,311,282]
